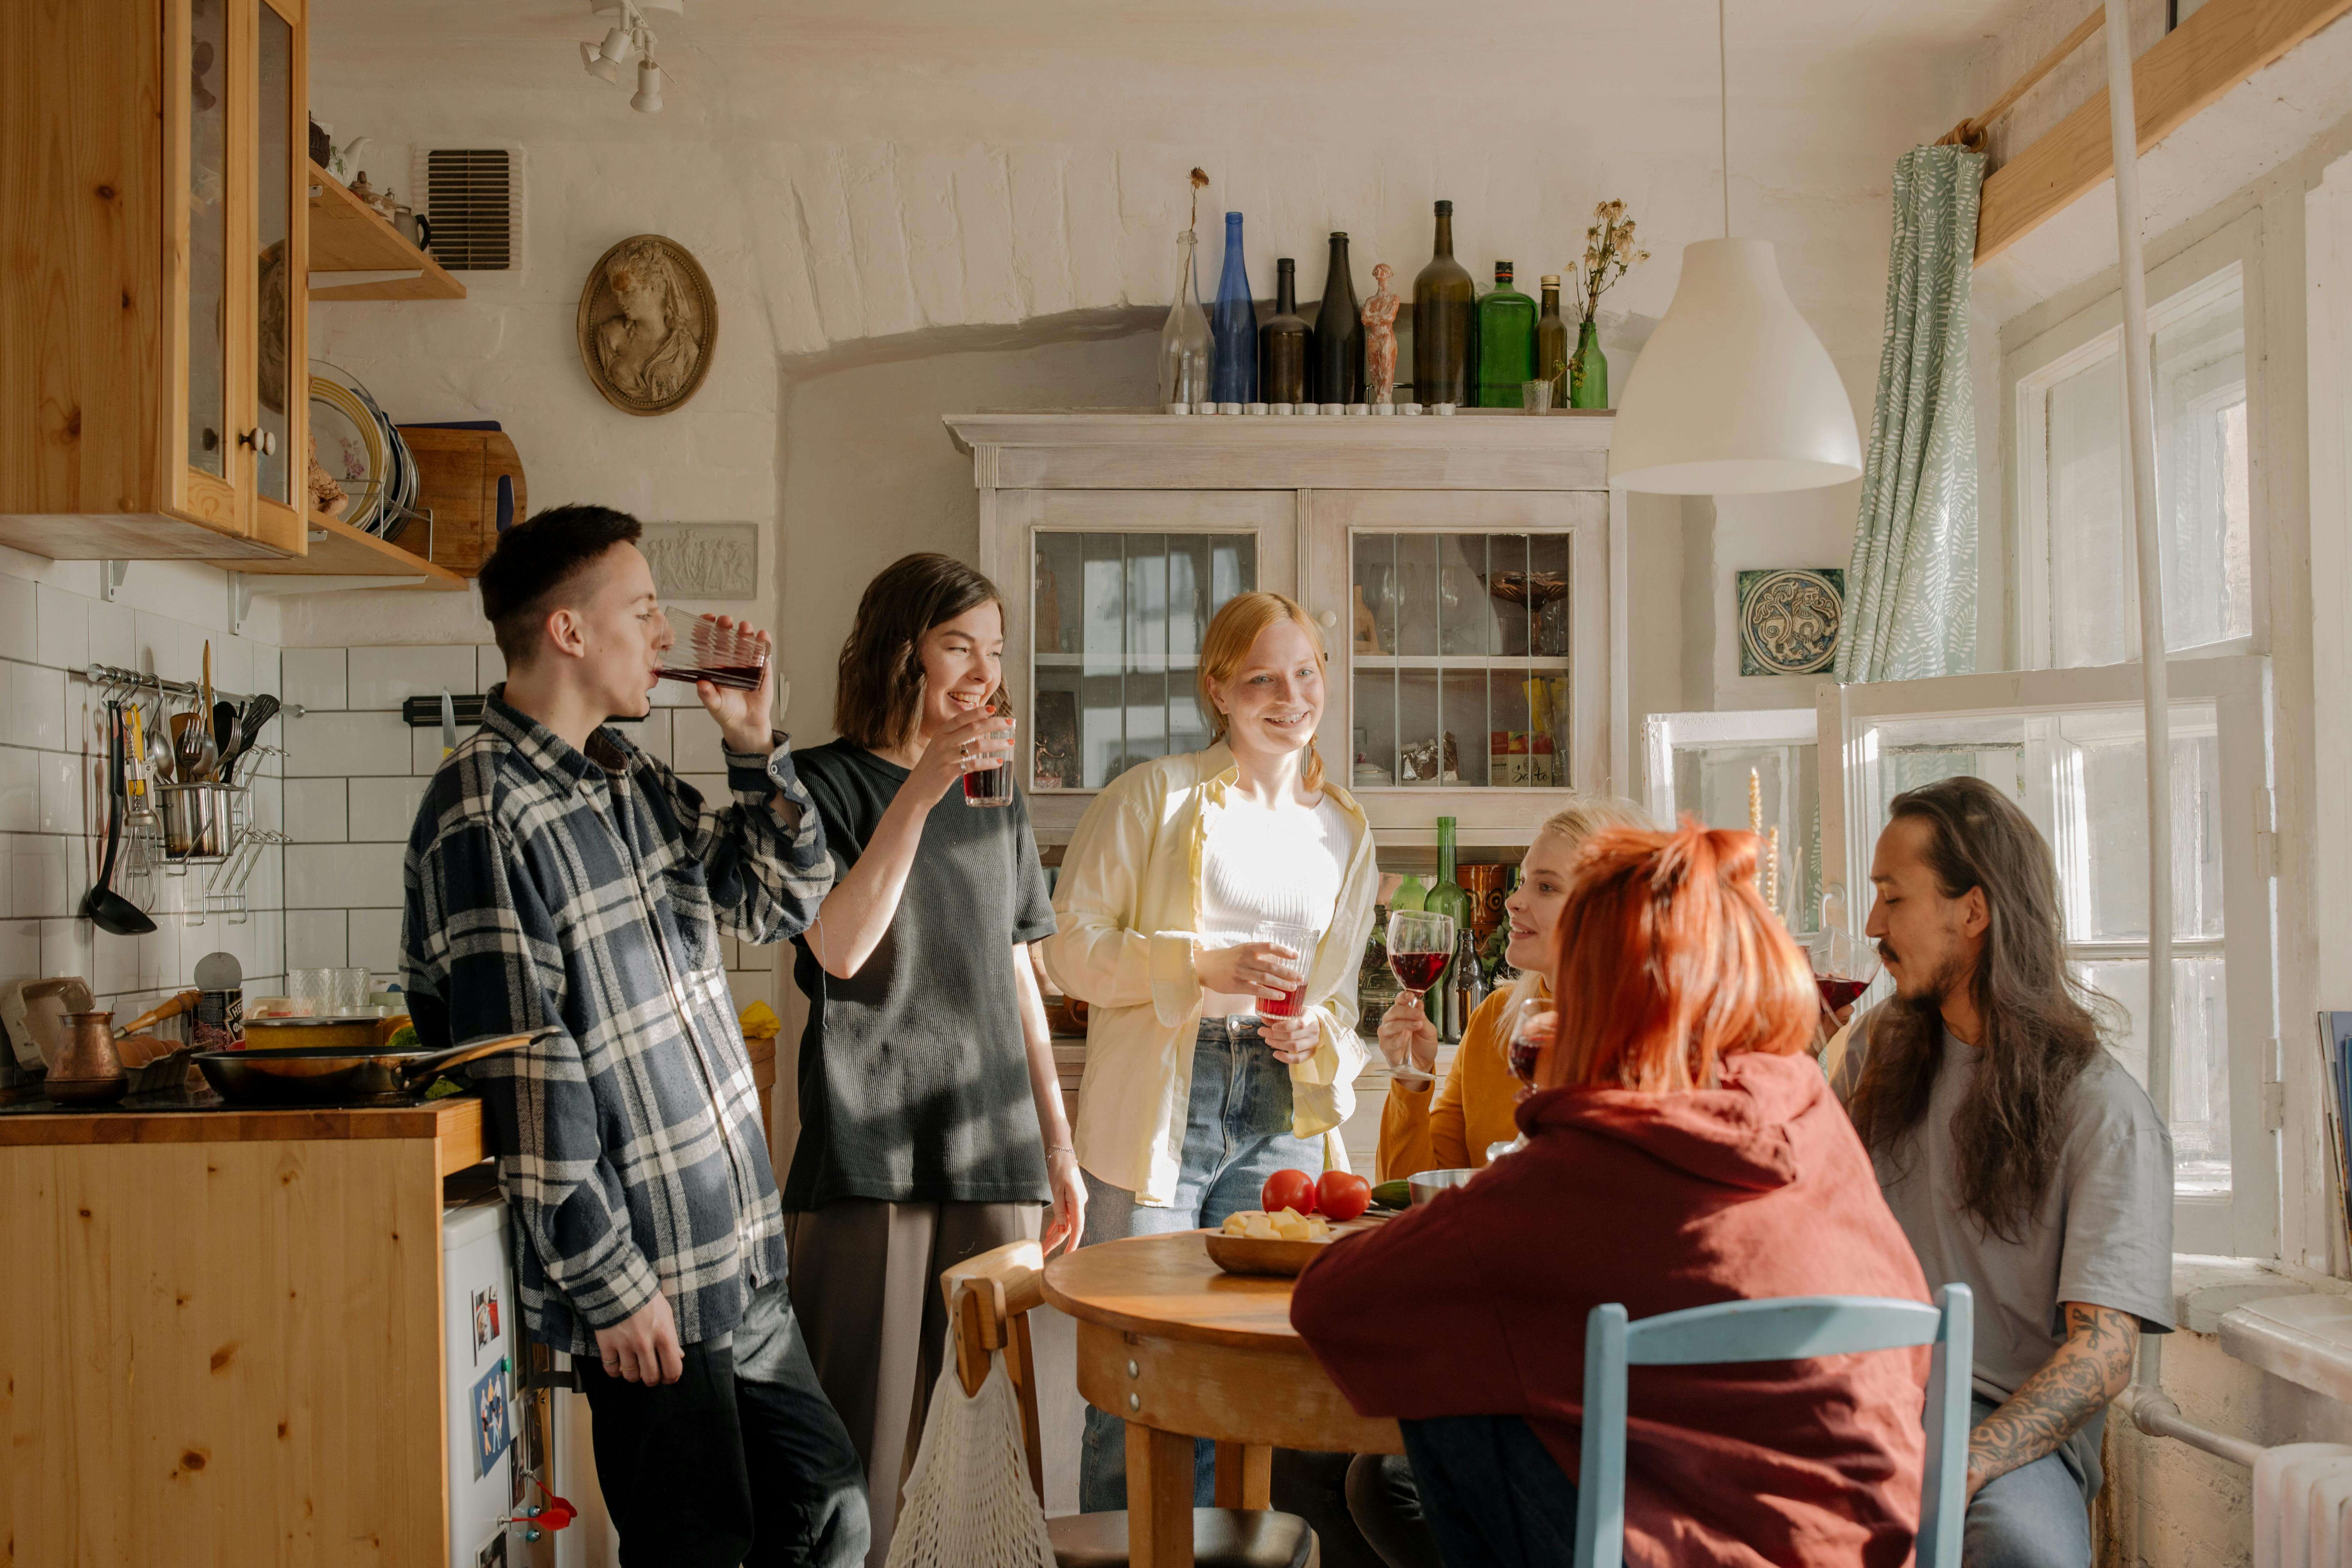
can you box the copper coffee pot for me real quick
[48,1010,128,1105]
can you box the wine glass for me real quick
[1385,909,1455,1084]
[1811,927,1884,1016]
[1505,993,1553,1091]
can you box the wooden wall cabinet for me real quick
[948,411,1627,847]
[1,0,310,561]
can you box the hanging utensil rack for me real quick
[80,663,307,721]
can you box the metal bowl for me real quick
[1407,1167,1479,1206]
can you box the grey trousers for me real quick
[784,1199,1037,1566]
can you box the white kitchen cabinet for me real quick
[948,412,1623,844]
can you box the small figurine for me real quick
[1361,262,1402,408]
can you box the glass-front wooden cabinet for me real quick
[0,0,308,559]
[958,414,1621,843]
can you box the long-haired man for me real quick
[1841,776,2173,1568]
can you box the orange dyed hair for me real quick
[1542,820,1816,1093]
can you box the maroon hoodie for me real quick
[1291,1051,1930,1568]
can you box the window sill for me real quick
[2174,1253,2352,1405]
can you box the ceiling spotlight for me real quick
[581,25,632,82]
[630,58,663,114]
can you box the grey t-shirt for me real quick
[1854,1021,2175,1406]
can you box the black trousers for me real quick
[576,1284,870,1568]
[1399,1414,1583,1568]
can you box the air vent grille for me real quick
[422,149,512,271]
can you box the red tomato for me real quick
[1260,1168,1318,1216]
[1316,1171,1371,1222]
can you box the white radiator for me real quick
[2256,1444,2352,1568]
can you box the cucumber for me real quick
[1370,1179,1411,1210]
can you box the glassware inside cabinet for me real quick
[1666,740,1822,937]
[1029,531,1256,791]
[255,3,295,505]
[1349,531,1572,792]
[186,0,230,479]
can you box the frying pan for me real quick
[194,1029,554,1107]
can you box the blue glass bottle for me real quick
[1209,211,1258,403]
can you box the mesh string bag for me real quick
[883,1353,1055,1568]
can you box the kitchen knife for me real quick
[440,689,457,759]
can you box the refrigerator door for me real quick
[444,1196,520,1567]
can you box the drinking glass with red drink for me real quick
[1384,909,1455,1084]
[1251,921,1315,1019]
[958,689,1015,808]
[655,613,770,691]
[1811,927,1883,1015]
[1506,994,1554,1089]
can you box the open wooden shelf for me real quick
[202,507,468,590]
[307,161,466,302]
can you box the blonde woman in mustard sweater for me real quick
[1376,797,1652,1181]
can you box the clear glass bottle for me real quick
[1474,262,1536,408]
[1210,212,1258,404]
[1260,257,1311,407]
[1311,231,1363,404]
[1156,229,1214,410]
[1537,276,1570,407]
[1569,319,1609,409]
[1411,201,1474,407]
[1358,903,1397,1037]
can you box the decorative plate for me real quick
[308,372,382,531]
[1737,568,1845,676]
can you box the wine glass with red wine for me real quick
[656,613,770,692]
[1812,927,1883,1013]
[1385,909,1455,1084]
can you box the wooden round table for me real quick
[1042,1230,1403,1568]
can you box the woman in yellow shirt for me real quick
[1376,797,1651,1180]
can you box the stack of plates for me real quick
[308,359,416,537]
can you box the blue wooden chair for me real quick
[1573,1284,1973,1568]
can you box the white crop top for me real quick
[1197,791,1352,1016]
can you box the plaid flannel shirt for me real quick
[401,691,833,1355]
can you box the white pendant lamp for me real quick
[1609,0,1861,495]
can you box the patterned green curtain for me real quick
[1834,145,1987,682]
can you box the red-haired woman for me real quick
[1292,824,1932,1568]
[1043,590,1380,1512]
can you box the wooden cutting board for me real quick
[393,426,526,578]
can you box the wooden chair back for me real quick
[941,1239,1051,1504]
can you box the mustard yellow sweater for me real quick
[1376,989,1525,1181]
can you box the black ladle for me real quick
[82,700,157,937]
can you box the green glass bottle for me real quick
[1569,318,1609,409]
[1474,262,1537,408]
[1392,873,1427,912]
[1537,276,1570,407]
[1424,818,1475,1041]
[1411,200,1474,407]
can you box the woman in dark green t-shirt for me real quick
[781,553,1081,1547]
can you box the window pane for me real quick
[2046,354,2129,669]
[2055,707,2224,942]
[2153,269,2251,649]
[2076,956,2230,1196]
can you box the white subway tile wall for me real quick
[281,646,782,1014]
[0,557,288,1031]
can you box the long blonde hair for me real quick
[1502,794,1656,1014]
[1196,591,1327,792]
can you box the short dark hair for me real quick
[477,504,645,667]
[833,554,1003,749]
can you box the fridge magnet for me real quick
[472,1356,513,1479]
[1737,568,1845,676]
[475,1528,508,1568]
[577,233,717,416]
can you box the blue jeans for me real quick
[1964,1397,2096,1568]
[1077,1017,1326,1514]
[1399,1415,1579,1568]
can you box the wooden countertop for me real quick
[0,1095,486,1176]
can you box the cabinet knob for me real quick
[239,429,279,457]
[1318,610,1338,629]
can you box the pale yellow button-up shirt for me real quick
[1040,744,1380,1206]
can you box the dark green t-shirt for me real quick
[783,739,1057,1208]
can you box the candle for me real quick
[1748,768,1762,840]
[1764,825,1781,915]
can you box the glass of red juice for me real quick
[1251,921,1316,1018]
[656,613,769,691]
[960,691,1014,808]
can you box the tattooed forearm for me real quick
[1966,1302,2138,1497]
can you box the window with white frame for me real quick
[2011,237,2256,669]
[1819,656,2276,1257]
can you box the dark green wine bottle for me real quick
[1311,232,1363,404]
[1537,275,1570,407]
[1411,201,1474,408]
[1260,258,1311,406]
[1474,262,1537,408]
